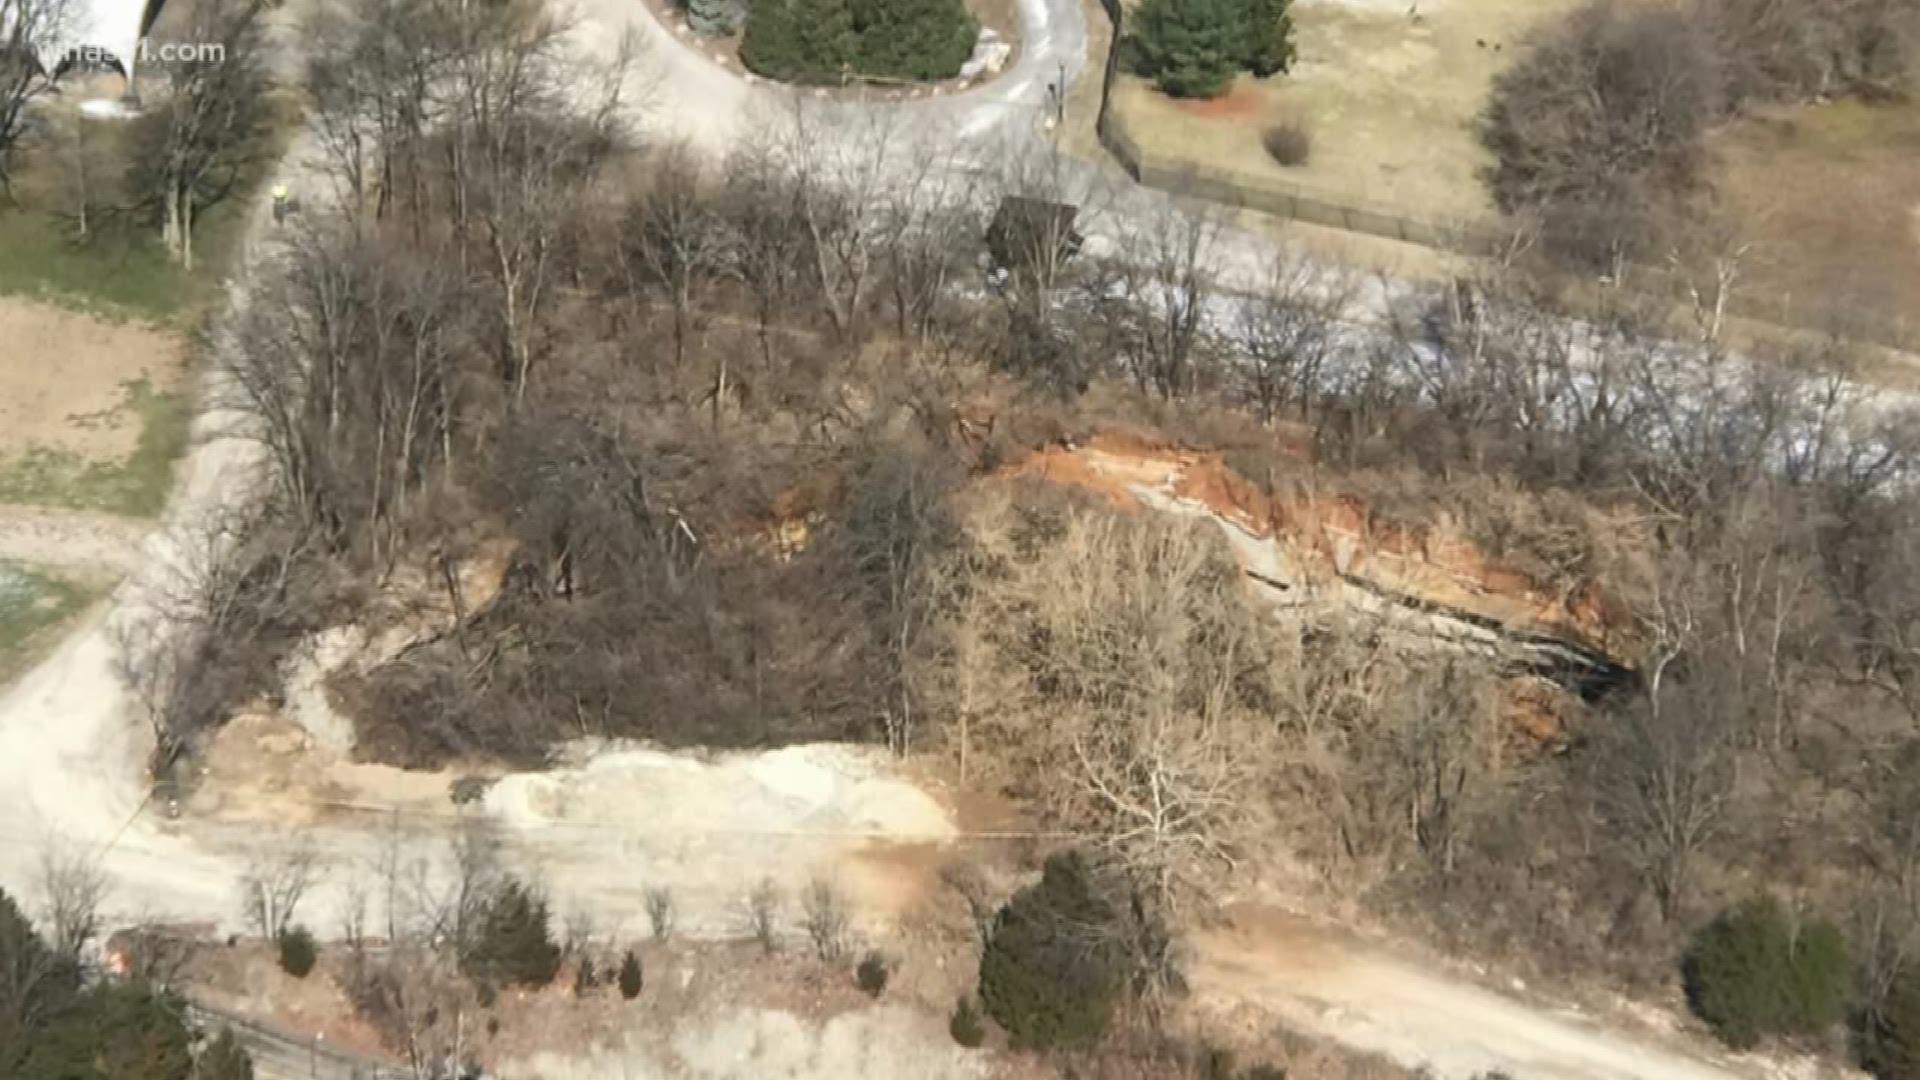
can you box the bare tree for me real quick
[1230,246,1355,424]
[137,0,271,269]
[1102,197,1225,400]
[35,838,106,963]
[644,886,674,941]
[622,146,730,391]
[801,876,850,962]
[744,877,781,953]
[240,839,321,939]
[920,493,1276,907]
[0,0,71,192]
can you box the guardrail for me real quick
[187,1002,409,1080]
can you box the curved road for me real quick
[577,0,1088,155]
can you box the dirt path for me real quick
[1191,907,1760,1080]
[0,505,149,575]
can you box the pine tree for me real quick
[464,881,561,989]
[850,0,977,81]
[976,852,1122,1050]
[618,949,644,1000]
[741,0,856,82]
[1240,0,1294,77]
[1128,0,1250,99]
[197,1029,256,1080]
[688,0,747,35]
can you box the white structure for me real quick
[32,0,152,85]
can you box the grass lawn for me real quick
[0,560,98,685]
[0,209,190,321]
[1710,97,1920,348]
[0,376,193,517]
[1108,0,1584,225]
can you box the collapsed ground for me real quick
[102,0,1920,1072]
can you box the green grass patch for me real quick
[0,209,190,322]
[0,560,96,684]
[0,377,191,517]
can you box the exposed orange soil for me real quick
[998,433,1625,656]
[1174,79,1270,121]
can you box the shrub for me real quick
[950,996,987,1048]
[574,956,598,995]
[276,926,316,979]
[1128,0,1247,98]
[857,952,890,996]
[1129,0,1293,98]
[618,949,644,1000]
[1479,0,1719,266]
[850,0,978,81]
[977,852,1122,1050]
[740,0,854,83]
[1241,0,1294,76]
[687,0,747,34]
[1682,897,1849,1049]
[741,0,975,84]
[464,880,561,988]
[197,1029,255,1080]
[1859,970,1920,1080]
[1262,118,1311,167]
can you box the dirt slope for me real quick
[1192,907,1765,1080]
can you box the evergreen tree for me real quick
[1128,0,1250,98]
[464,880,561,988]
[851,0,978,81]
[618,949,644,999]
[741,0,856,83]
[198,1029,256,1080]
[1862,970,1920,1080]
[1682,897,1850,1049]
[688,0,747,35]
[0,888,245,1080]
[977,852,1122,1050]
[1240,0,1294,77]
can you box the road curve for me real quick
[572,0,1087,155]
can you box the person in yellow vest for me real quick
[271,182,290,225]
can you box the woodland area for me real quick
[110,0,1920,1069]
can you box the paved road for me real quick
[577,0,1087,155]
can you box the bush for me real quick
[276,926,316,979]
[950,996,987,1048]
[574,956,598,995]
[1479,0,1719,266]
[741,0,975,84]
[857,952,890,996]
[1859,970,1920,1080]
[687,0,747,34]
[1262,118,1311,167]
[464,880,561,988]
[850,0,979,81]
[197,1029,255,1080]
[1129,0,1293,98]
[977,852,1122,1050]
[618,949,644,1000]
[1682,897,1849,1049]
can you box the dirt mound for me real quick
[997,433,1631,667]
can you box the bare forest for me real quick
[128,0,1920,1065]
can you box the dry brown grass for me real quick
[1710,97,1920,345]
[1109,0,1589,222]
